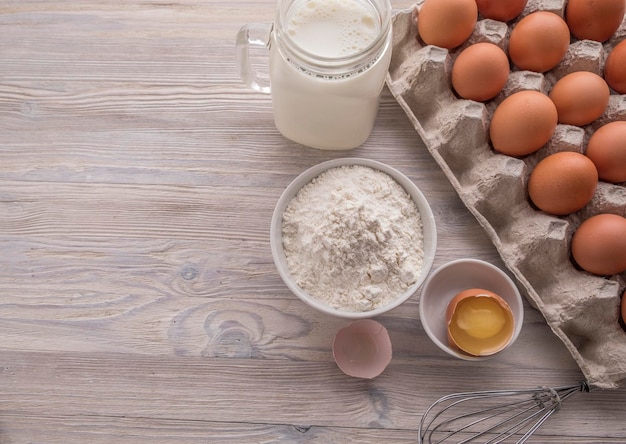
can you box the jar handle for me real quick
[235,23,273,94]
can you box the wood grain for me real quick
[1,0,625,442]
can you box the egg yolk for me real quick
[448,296,514,356]
[454,297,507,338]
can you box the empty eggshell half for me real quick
[332,319,392,379]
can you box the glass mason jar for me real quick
[236,0,392,150]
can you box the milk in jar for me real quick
[269,0,392,150]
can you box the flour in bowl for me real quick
[281,164,425,312]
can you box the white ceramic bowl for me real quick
[270,158,437,319]
[419,258,524,360]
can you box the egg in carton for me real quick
[387,0,626,389]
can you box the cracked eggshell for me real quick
[386,0,626,388]
[446,288,516,357]
[332,319,392,379]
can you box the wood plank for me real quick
[0,351,623,439]
[0,253,573,360]
[0,415,422,444]
[2,415,624,444]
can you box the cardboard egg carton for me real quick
[387,0,626,388]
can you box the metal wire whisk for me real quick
[418,381,591,444]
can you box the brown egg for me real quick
[528,152,598,215]
[566,0,626,42]
[585,121,626,183]
[605,40,626,94]
[508,11,570,73]
[451,43,510,101]
[475,0,528,22]
[571,214,626,276]
[446,288,515,357]
[549,71,610,126]
[489,90,558,157]
[417,0,478,49]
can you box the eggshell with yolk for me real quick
[446,288,515,357]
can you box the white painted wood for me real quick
[0,1,624,441]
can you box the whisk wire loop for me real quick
[418,381,590,444]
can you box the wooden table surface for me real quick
[1,1,625,442]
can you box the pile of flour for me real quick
[281,164,425,312]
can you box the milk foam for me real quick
[287,0,380,58]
